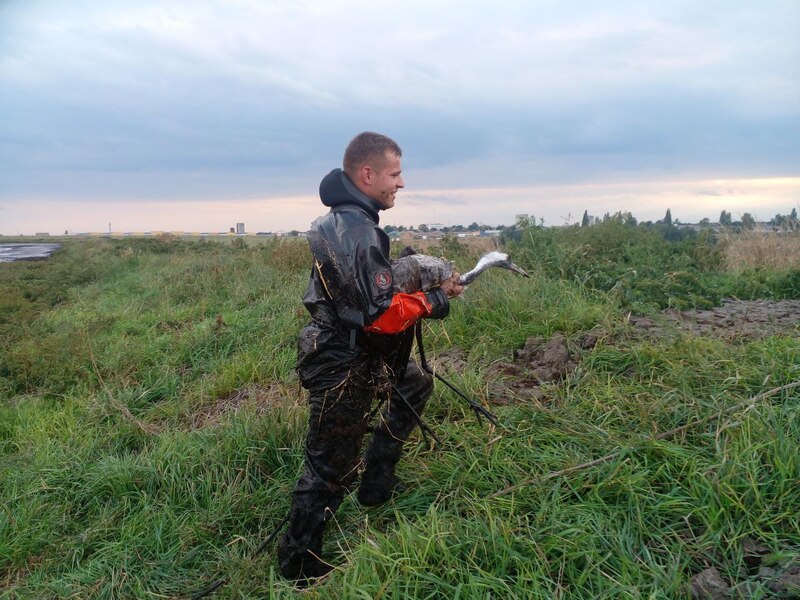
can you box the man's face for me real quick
[368,151,404,210]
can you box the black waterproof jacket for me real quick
[297,169,448,388]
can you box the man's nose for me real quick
[397,176,405,188]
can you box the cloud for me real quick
[0,0,798,234]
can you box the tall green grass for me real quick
[1,234,798,599]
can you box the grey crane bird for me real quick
[458,251,529,286]
[391,250,528,293]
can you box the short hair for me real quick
[343,132,402,177]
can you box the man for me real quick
[277,132,464,582]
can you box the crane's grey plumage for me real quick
[391,254,454,293]
[458,251,529,285]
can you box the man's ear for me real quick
[360,164,373,185]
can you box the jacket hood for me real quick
[319,168,381,221]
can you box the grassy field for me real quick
[1,226,799,599]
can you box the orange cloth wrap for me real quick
[363,292,432,334]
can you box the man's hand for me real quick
[440,272,465,298]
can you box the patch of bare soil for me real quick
[430,345,469,374]
[479,331,603,406]
[629,299,800,340]
[191,382,301,429]
[689,537,799,599]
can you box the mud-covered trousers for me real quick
[277,358,433,579]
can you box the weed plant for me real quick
[1,235,798,599]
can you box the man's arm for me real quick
[364,273,464,335]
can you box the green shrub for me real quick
[506,218,728,309]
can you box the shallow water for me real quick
[0,243,62,262]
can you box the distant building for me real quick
[236,222,245,234]
[413,230,445,241]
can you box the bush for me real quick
[506,218,726,310]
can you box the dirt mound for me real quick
[485,331,602,405]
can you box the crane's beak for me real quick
[502,260,529,278]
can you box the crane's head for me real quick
[458,251,529,286]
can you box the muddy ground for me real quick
[630,298,800,341]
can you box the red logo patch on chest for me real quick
[374,269,392,290]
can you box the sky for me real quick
[1,0,798,235]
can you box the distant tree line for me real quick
[382,222,507,234]
[382,207,799,236]
[577,207,800,233]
